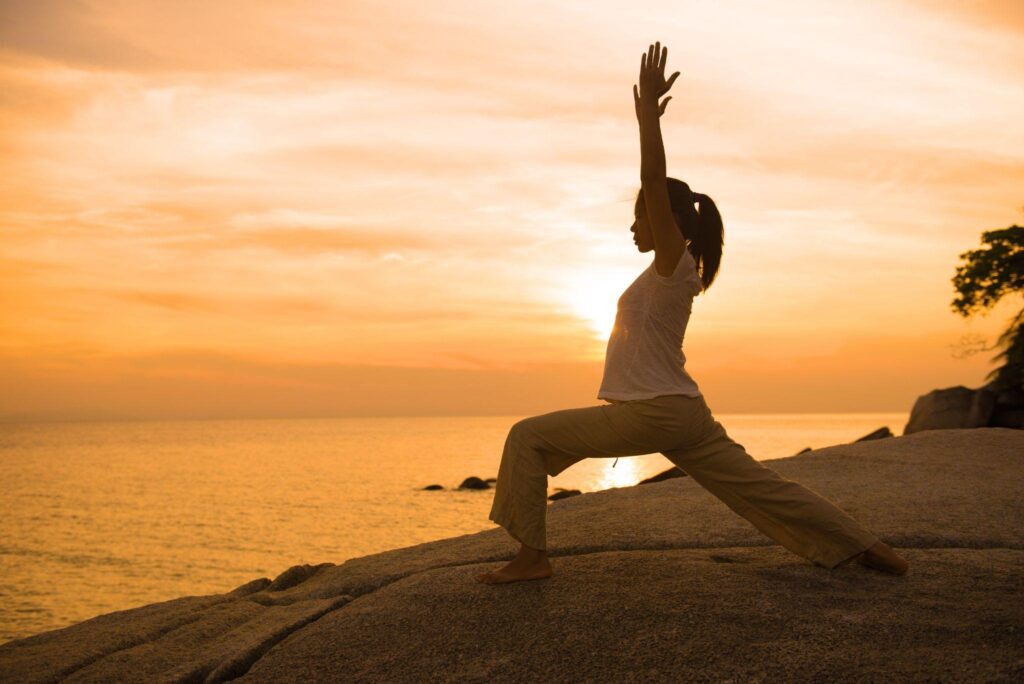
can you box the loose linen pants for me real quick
[487,394,879,569]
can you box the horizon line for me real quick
[0,410,913,425]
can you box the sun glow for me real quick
[594,456,643,491]
[557,270,623,343]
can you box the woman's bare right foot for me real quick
[476,555,552,584]
[476,543,552,584]
[857,541,909,575]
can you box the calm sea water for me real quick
[0,412,907,643]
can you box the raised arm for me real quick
[634,41,685,277]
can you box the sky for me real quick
[1,0,1022,421]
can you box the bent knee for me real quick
[509,416,539,438]
[508,417,550,453]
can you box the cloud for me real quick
[0,0,160,70]
[163,226,439,256]
[91,287,531,323]
[908,0,1024,36]
[100,290,222,313]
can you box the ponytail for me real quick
[689,191,723,292]
[635,179,725,292]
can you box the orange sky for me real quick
[2,0,1023,420]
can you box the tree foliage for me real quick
[951,225,1024,391]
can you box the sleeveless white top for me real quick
[597,247,704,402]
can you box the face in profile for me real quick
[631,203,684,254]
[631,205,654,253]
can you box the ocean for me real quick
[0,411,908,643]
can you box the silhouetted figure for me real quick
[477,42,907,584]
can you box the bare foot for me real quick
[476,554,552,584]
[857,541,909,575]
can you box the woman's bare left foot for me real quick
[476,555,552,584]
[857,541,909,575]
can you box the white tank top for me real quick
[597,247,704,402]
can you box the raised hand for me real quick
[634,41,680,124]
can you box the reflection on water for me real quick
[0,411,907,642]
[594,457,644,491]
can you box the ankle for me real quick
[517,545,547,562]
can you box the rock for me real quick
[991,408,1024,428]
[991,385,1024,428]
[638,466,688,484]
[854,427,892,442]
[972,385,1001,425]
[422,484,443,491]
[484,477,497,483]
[792,447,813,456]
[996,385,1024,403]
[264,563,335,593]
[903,385,997,434]
[457,477,489,490]
[548,489,581,501]
[2,429,1022,682]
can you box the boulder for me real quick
[903,385,997,434]
[457,476,489,490]
[855,427,892,442]
[421,484,443,491]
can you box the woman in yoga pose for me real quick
[477,42,908,585]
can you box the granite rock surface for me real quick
[1,428,1021,682]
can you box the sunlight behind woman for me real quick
[556,269,623,344]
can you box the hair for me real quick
[636,177,723,292]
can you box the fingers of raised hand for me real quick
[642,42,669,72]
[648,42,658,68]
[644,42,657,70]
[648,42,666,69]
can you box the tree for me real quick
[951,225,1024,392]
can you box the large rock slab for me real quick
[240,547,1024,683]
[1,429,1021,682]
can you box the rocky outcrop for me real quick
[1,429,1022,682]
[548,488,581,501]
[854,426,892,441]
[903,385,998,434]
[991,385,1024,428]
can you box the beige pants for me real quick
[487,394,879,569]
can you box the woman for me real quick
[476,42,908,585]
